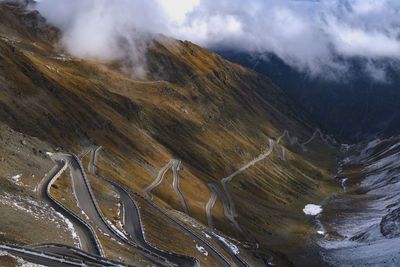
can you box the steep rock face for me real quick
[319,137,400,266]
[381,207,400,238]
[0,3,338,266]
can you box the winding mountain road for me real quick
[144,160,174,199]
[219,139,275,224]
[206,129,336,231]
[172,211,250,267]
[37,154,103,256]
[88,147,233,267]
[130,188,234,267]
[66,152,177,267]
[206,183,240,231]
[87,147,198,267]
[172,160,190,215]
[144,159,190,215]
[26,243,124,266]
[0,244,89,267]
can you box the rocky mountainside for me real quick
[215,50,400,141]
[318,136,400,265]
[0,2,340,266]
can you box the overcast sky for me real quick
[33,0,400,79]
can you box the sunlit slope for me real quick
[0,3,339,266]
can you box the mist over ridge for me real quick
[31,0,400,80]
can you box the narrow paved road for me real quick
[89,147,233,267]
[144,159,190,215]
[172,211,250,267]
[206,183,240,231]
[300,128,334,150]
[37,154,101,256]
[105,177,198,267]
[0,244,83,267]
[172,160,190,215]
[66,152,175,266]
[68,156,113,235]
[130,189,234,267]
[207,129,336,233]
[144,160,174,199]
[26,243,125,266]
[220,139,275,220]
[86,147,197,267]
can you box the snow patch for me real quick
[106,219,128,241]
[214,234,240,255]
[303,204,323,216]
[341,178,348,193]
[10,174,22,183]
[203,232,211,239]
[196,244,208,256]
[53,211,80,247]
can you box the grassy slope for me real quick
[0,3,340,266]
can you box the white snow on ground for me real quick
[195,244,208,256]
[106,219,128,241]
[45,65,59,73]
[317,230,325,235]
[342,138,383,165]
[303,204,322,216]
[111,202,129,237]
[318,138,400,266]
[53,211,80,247]
[203,232,211,239]
[365,150,400,172]
[214,234,240,255]
[10,174,22,183]
[341,178,348,193]
[0,193,79,246]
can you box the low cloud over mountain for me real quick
[33,0,400,79]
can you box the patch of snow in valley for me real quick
[53,211,80,247]
[112,202,129,237]
[106,219,128,241]
[341,178,348,193]
[303,204,322,216]
[10,174,22,183]
[214,233,239,255]
[195,244,208,256]
[203,232,211,239]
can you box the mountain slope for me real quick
[215,50,400,141]
[0,2,339,266]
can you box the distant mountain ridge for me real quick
[215,49,400,141]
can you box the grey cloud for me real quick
[31,0,400,80]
